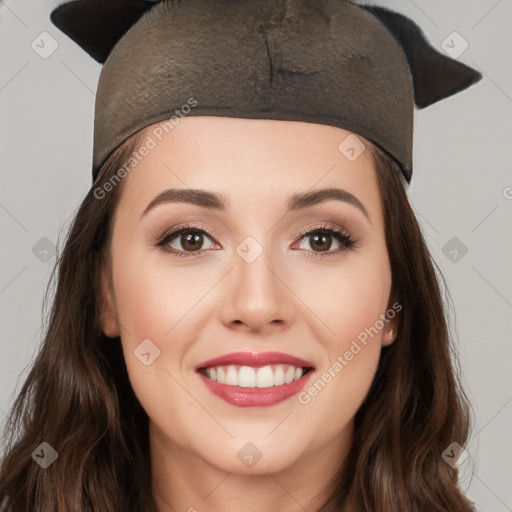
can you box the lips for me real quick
[195,351,315,370]
[195,351,316,407]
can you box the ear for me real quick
[382,288,402,347]
[98,265,121,338]
[360,5,482,108]
[50,0,158,63]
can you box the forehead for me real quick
[116,116,383,227]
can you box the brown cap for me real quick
[51,0,482,184]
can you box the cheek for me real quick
[289,247,391,444]
[292,243,391,346]
[108,245,196,394]
[111,244,203,343]
[111,254,202,422]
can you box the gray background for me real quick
[1,0,511,509]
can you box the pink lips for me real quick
[195,351,315,370]
[195,351,315,407]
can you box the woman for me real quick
[0,0,481,510]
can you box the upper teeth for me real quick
[203,364,306,388]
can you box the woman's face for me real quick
[99,116,399,477]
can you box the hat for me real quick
[50,0,482,184]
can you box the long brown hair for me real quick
[0,132,475,511]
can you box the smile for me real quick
[195,351,316,407]
[195,351,315,407]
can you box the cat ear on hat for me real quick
[361,5,482,108]
[50,0,159,63]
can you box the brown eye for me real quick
[294,225,357,257]
[158,227,217,256]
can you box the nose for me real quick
[218,246,296,334]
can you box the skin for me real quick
[98,116,400,512]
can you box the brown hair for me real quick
[0,133,475,511]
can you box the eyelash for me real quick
[155,222,358,259]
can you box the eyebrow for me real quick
[140,187,371,223]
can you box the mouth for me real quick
[195,352,316,407]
